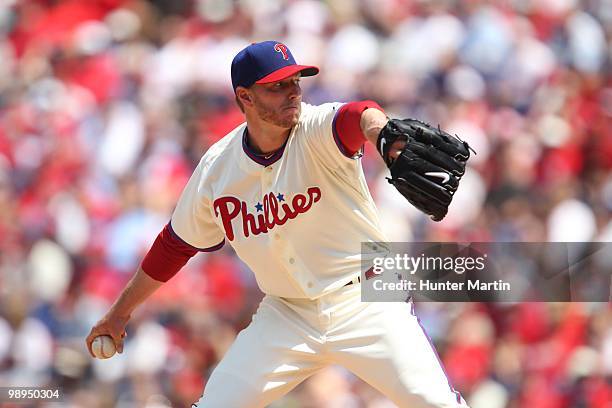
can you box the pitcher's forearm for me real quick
[108,267,164,318]
[361,108,389,146]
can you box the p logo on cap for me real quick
[273,43,289,60]
[231,40,319,91]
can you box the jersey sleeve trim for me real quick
[332,100,385,158]
[142,222,225,282]
[332,109,357,158]
[168,221,226,252]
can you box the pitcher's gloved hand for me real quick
[377,119,474,221]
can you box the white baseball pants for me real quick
[193,283,469,407]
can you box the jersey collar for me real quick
[242,127,290,167]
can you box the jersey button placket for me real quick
[262,166,273,189]
[286,254,301,281]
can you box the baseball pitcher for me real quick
[86,41,471,408]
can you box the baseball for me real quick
[91,335,116,359]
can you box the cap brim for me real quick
[255,65,319,84]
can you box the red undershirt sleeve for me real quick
[141,223,200,282]
[332,100,385,157]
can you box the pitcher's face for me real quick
[249,74,302,129]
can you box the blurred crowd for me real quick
[0,0,610,407]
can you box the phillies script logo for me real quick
[274,43,289,60]
[213,187,321,241]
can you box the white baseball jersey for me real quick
[170,102,388,299]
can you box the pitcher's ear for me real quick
[236,87,252,106]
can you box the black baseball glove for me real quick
[377,119,473,221]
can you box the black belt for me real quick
[344,276,361,287]
[344,267,376,286]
